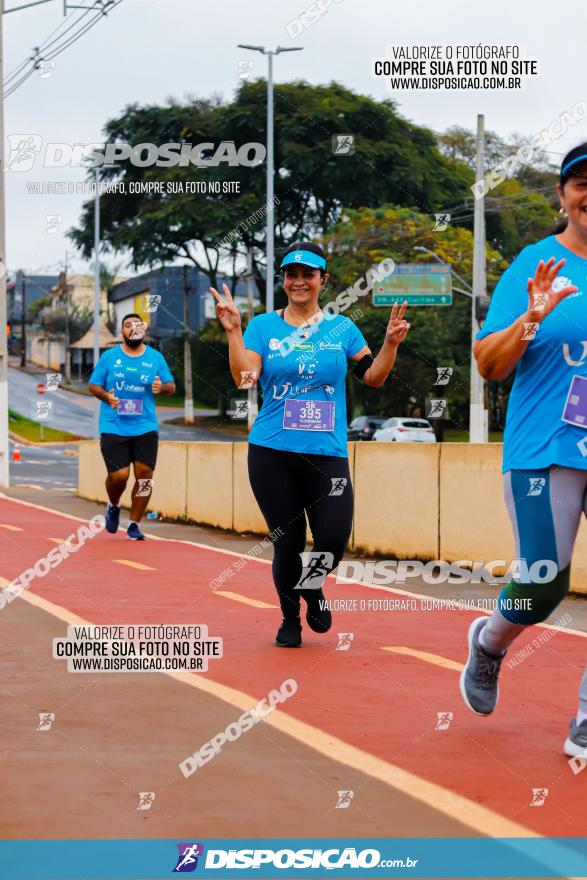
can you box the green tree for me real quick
[68,82,473,304]
[322,205,506,430]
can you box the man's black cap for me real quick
[561,143,587,184]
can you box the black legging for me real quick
[248,442,354,619]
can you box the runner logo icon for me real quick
[173,843,204,872]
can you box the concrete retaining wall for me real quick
[77,440,587,594]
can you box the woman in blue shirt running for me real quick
[460,142,587,760]
[211,241,410,647]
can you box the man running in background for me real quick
[89,313,175,540]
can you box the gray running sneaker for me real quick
[564,718,587,758]
[460,617,505,715]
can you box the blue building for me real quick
[108,265,252,340]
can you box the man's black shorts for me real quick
[100,431,159,473]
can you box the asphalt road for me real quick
[8,367,240,443]
[9,440,78,489]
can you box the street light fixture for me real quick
[237,44,303,312]
[414,245,472,297]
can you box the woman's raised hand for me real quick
[210,283,242,333]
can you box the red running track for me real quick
[0,495,584,837]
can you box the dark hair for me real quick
[281,240,327,277]
[121,312,142,327]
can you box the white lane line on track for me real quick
[1,492,585,640]
[10,585,543,841]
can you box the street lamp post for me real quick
[470,114,488,442]
[237,44,302,313]
[414,244,487,443]
[93,167,101,438]
[0,0,63,487]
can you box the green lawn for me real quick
[443,428,503,443]
[61,384,211,411]
[154,395,212,409]
[8,409,80,443]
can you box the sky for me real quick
[4,0,586,277]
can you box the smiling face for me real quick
[558,161,587,235]
[282,264,328,309]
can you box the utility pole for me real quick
[246,247,258,432]
[470,114,488,443]
[0,0,116,487]
[182,265,194,425]
[19,272,26,367]
[63,251,71,383]
[0,0,8,486]
[93,167,101,438]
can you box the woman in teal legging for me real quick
[460,142,587,759]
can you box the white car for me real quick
[373,417,437,443]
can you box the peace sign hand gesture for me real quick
[210,283,242,333]
[526,258,577,323]
[385,300,410,348]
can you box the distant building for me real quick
[48,273,124,316]
[108,265,256,341]
[7,271,60,325]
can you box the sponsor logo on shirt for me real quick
[292,342,313,351]
[562,341,587,367]
[554,276,582,299]
[318,341,343,350]
[269,338,281,351]
[297,361,317,378]
[272,382,335,399]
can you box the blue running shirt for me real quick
[89,344,174,437]
[477,235,587,472]
[243,311,367,457]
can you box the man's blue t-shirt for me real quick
[89,344,174,437]
[477,235,587,472]
[243,311,367,458]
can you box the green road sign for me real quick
[373,263,452,306]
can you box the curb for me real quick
[9,431,81,448]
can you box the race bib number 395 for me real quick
[282,399,335,431]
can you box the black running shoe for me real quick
[274,617,302,648]
[460,616,505,715]
[105,503,120,534]
[564,717,587,758]
[300,588,332,633]
[127,522,145,541]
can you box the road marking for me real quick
[113,559,156,571]
[214,590,277,609]
[2,493,586,641]
[13,586,540,840]
[0,524,23,531]
[382,646,463,672]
